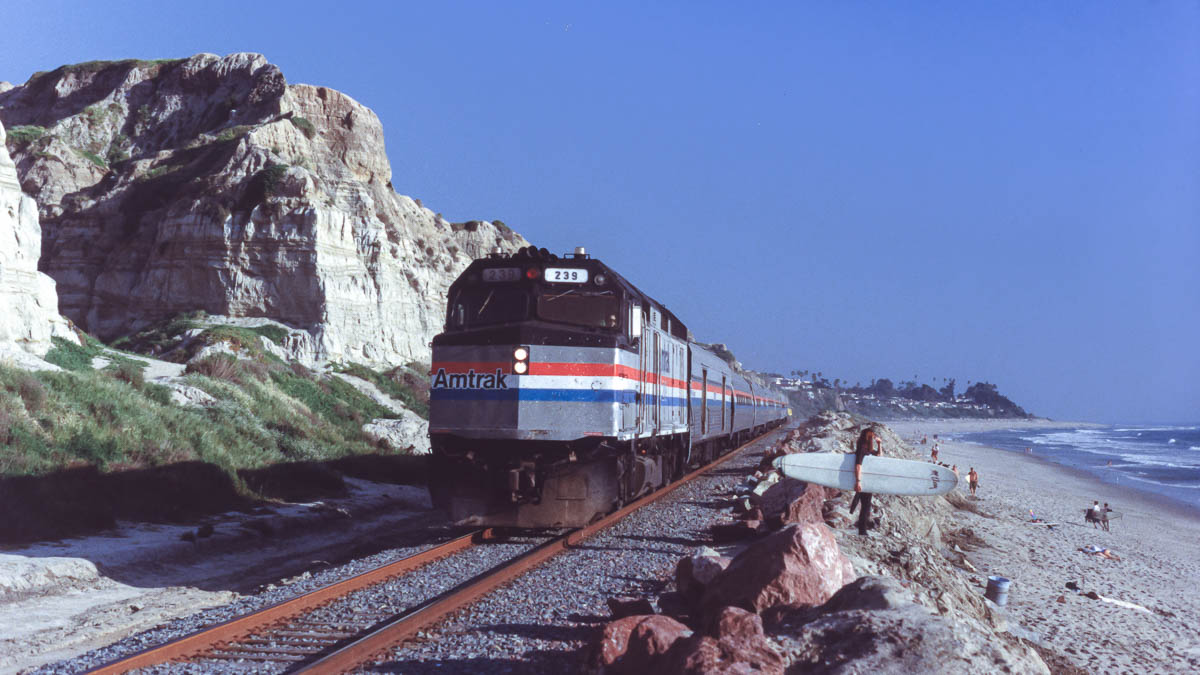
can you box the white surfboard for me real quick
[774,453,958,496]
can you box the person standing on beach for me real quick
[967,467,979,496]
[1101,502,1112,531]
[931,442,939,461]
[851,426,883,536]
[1087,500,1102,527]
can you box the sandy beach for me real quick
[890,419,1200,674]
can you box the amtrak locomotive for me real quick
[428,246,789,528]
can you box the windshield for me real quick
[537,289,620,329]
[447,286,530,329]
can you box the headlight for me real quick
[512,345,531,375]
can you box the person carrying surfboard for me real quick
[850,425,883,536]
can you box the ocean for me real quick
[949,424,1200,513]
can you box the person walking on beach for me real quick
[1087,500,1102,528]
[850,425,883,536]
[967,467,979,496]
[931,443,939,461]
[1101,502,1113,531]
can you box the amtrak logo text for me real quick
[432,368,510,390]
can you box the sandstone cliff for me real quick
[0,120,75,359]
[0,53,526,366]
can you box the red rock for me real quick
[663,607,784,674]
[593,615,645,671]
[623,615,693,672]
[592,614,692,674]
[751,476,817,520]
[607,596,656,619]
[593,614,691,673]
[701,522,856,620]
[781,482,826,525]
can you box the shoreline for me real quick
[889,418,1200,672]
[953,433,1200,523]
[893,418,1200,522]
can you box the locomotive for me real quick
[427,246,789,528]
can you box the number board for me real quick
[482,267,521,282]
[545,268,589,283]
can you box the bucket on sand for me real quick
[985,576,1011,606]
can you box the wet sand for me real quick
[891,419,1200,674]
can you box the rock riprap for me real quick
[0,119,76,358]
[0,53,527,366]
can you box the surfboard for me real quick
[1083,509,1123,520]
[773,453,958,496]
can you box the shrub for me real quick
[110,361,146,389]
[0,407,11,445]
[44,337,100,371]
[260,163,289,195]
[289,116,317,139]
[216,125,253,143]
[144,383,175,406]
[248,324,288,346]
[75,148,108,169]
[185,354,244,383]
[5,125,47,147]
[17,375,47,413]
[338,362,429,419]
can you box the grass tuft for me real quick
[289,116,317,139]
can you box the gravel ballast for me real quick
[30,427,789,674]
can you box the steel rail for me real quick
[83,528,493,674]
[296,427,780,674]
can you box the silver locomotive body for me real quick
[428,247,788,528]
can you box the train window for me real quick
[630,304,641,338]
[537,289,620,329]
[447,287,529,329]
[721,375,727,430]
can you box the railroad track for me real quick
[85,428,776,674]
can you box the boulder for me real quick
[675,548,732,604]
[780,482,827,526]
[607,596,656,619]
[701,522,856,620]
[592,614,693,674]
[751,476,809,519]
[663,607,784,674]
[361,410,431,455]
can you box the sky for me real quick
[3,1,1197,424]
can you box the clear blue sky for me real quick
[4,1,1197,423]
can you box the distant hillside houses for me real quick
[771,375,1031,419]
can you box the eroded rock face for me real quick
[768,576,1050,675]
[0,54,527,366]
[0,120,75,356]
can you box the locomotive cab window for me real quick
[537,289,621,329]
[447,286,530,329]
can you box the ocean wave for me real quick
[1190,446,1200,451]
[1114,426,1200,432]
[1116,454,1200,470]
[1121,474,1200,490]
